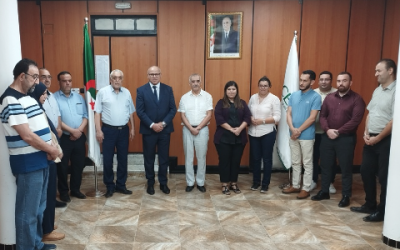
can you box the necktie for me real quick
[153,86,158,102]
[225,32,228,39]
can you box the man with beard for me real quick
[0,58,60,250]
[350,59,396,222]
[283,70,321,199]
[54,71,88,202]
[311,71,337,193]
[311,72,365,207]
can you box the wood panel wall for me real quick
[17,1,43,67]
[346,0,386,165]
[158,1,206,165]
[299,0,350,78]
[17,0,400,167]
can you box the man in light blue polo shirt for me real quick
[94,69,136,198]
[283,70,321,199]
[54,71,88,202]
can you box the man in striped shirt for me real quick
[0,58,61,250]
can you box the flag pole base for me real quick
[86,189,105,198]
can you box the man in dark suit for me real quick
[214,16,239,53]
[136,66,177,195]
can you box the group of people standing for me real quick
[0,58,396,249]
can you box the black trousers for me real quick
[215,142,245,183]
[313,133,336,183]
[320,133,356,196]
[361,135,391,213]
[42,162,56,234]
[142,133,171,186]
[58,133,86,195]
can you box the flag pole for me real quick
[278,30,298,189]
[83,17,104,198]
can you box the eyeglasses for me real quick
[191,80,200,83]
[25,73,39,81]
[259,85,269,88]
[148,73,161,77]
[319,78,331,82]
[40,75,52,80]
[111,76,123,80]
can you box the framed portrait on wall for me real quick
[207,12,243,59]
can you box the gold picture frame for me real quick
[207,12,243,59]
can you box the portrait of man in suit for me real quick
[213,16,239,54]
[136,66,177,195]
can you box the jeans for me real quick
[249,130,276,187]
[15,167,49,250]
[102,125,129,191]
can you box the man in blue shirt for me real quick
[94,69,136,198]
[54,71,88,202]
[283,70,321,199]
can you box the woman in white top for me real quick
[248,76,281,193]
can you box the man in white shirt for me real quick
[178,74,213,192]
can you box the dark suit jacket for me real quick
[136,82,177,135]
[214,30,239,53]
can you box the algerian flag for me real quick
[84,22,101,167]
[275,33,299,169]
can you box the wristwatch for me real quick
[262,120,265,124]
[162,121,166,127]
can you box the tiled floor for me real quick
[49,172,393,250]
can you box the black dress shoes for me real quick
[70,191,87,199]
[105,189,114,198]
[55,200,67,208]
[338,195,350,207]
[115,187,133,195]
[363,211,384,222]
[160,184,170,194]
[197,185,206,193]
[311,190,330,201]
[59,194,71,203]
[185,185,194,192]
[350,204,376,214]
[147,185,155,195]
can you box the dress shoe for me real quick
[160,184,170,194]
[70,191,86,199]
[115,187,133,195]
[297,190,310,199]
[42,231,65,241]
[40,243,57,250]
[311,190,330,201]
[363,211,384,222]
[197,185,206,193]
[147,185,155,195]
[350,204,376,214]
[105,189,114,198]
[338,195,350,207]
[282,186,301,194]
[55,200,67,208]
[185,185,194,192]
[59,194,71,203]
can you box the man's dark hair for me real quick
[338,71,352,81]
[319,71,332,80]
[378,58,397,77]
[258,76,272,88]
[57,71,71,81]
[13,58,37,80]
[302,70,316,81]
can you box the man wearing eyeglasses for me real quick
[0,58,61,250]
[178,74,213,193]
[39,68,66,241]
[94,69,135,198]
[311,71,337,193]
[136,66,177,195]
[53,71,88,203]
